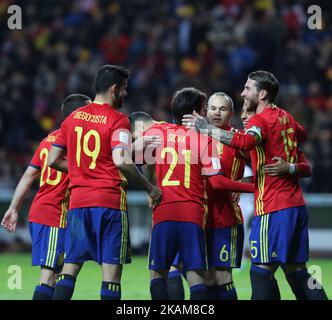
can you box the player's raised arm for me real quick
[182,112,260,151]
[1,166,40,232]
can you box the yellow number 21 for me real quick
[75,126,101,169]
[161,147,191,188]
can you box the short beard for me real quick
[246,99,258,112]
[114,92,123,109]
[116,100,123,109]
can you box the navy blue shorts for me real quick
[249,205,309,264]
[148,221,206,272]
[206,224,244,269]
[172,252,181,267]
[29,222,65,273]
[64,207,131,265]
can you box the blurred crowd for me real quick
[0,0,331,192]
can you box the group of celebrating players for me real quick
[1,64,328,300]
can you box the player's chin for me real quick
[211,120,221,127]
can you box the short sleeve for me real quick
[29,144,42,170]
[53,124,67,149]
[111,115,132,152]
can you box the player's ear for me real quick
[259,89,268,101]
[109,84,117,95]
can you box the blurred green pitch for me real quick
[0,254,331,300]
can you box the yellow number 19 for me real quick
[75,126,101,169]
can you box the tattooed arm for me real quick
[182,113,260,150]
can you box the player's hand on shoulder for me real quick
[1,207,18,233]
[264,156,290,176]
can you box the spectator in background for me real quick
[0,0,332,193]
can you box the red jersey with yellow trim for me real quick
[206,128,245,229]
[144,123,222,228]
[54,103,131,210]
[29,130,69,228]
[245,105,305,216]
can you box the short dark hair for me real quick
[128,111,153,128]
[171,87,206,125]
[61,94,91,118]
[248,70,279,103]
[94,65,130,94]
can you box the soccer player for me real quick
[142,87,254,300]
[48,65,162,300]
[183,70,328,300]
[1,94,91,300]
[129,112,186,300]
[204,92,247,300]
[241,101,312,179]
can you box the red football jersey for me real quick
[245,105,305,216]
[206,129,245,229]
[54,103,131,210]
[29,130,69,228]
[144,123,222,228]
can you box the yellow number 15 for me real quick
[75,126,100,169]
[281,127,296,162]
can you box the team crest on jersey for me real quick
[46,135,57,143]
[278,116,289,125]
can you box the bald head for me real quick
[207,92,234,129]
[208,92,234,112]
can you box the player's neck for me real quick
[218,123,230,130]
[256,101,270,114]
[93,95,112,106]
